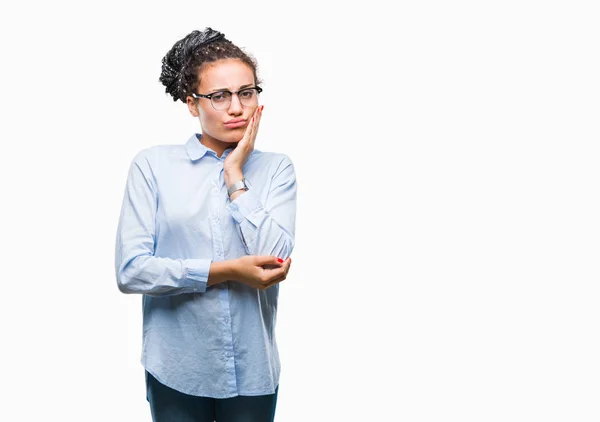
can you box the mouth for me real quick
[224,119,247,129]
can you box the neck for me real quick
[199,134,237,158]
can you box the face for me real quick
[186,59,258,150]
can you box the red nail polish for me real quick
[277,258,283,263]
[261,105,264,111]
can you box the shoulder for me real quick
[250,150,295,184]
[251,149,294,169]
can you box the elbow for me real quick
[245,224,295,258]
[284,238,295,259]
[116,271,136,294]
[115,251,156,294]
[273,234,295,260]
[116,257,144,294]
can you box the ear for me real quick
[186,96,199,117]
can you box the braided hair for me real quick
[159,28,261,103]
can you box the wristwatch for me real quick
[227,178,249,198]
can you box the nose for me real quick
[227,93,244,114]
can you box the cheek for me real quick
[200,111,219,130]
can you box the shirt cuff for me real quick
[183,258,212,293]
[226,188,263,225]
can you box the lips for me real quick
[224,119,247,129]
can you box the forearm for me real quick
[224,169,243,188]
[116,254,211,296]
[210,256,289,291]
[225,156,296,258]
[225,169,245,202]
[207,260,238,287]
[227,191,295,258]
[234,217,294,258]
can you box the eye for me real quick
[211,92,230,102]
[239,89,255,99]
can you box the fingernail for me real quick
[277,258,283,263]
[261,105,264,111]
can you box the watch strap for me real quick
[227,178,248,197]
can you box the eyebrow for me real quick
[210,83,254,92]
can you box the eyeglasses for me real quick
[191,86,263,111]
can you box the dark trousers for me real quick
[146,371,279,422]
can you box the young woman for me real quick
[115,27,296,422]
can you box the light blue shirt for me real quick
[115,133,296,398]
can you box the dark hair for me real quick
[159,28,261,103]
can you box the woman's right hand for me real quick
[232,255,291,290]
[223,105,263,187]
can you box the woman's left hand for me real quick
[224,105,263,184]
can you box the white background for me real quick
[1,1,599,421]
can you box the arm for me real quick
[115,151,214,296]
[115,152,290,295]
[209,256,292,290]
[225,155,296,259]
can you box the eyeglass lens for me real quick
[211,88,259,110]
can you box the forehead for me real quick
[198,59,255,91]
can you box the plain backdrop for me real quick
[1,1,599,421]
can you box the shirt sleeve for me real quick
[226,154,296,259]
[115,150,212,296]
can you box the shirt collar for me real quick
[185,133,209,161]
[185,133,238,161]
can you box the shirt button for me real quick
[224,318,230,323]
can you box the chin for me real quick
[219,132,243,144]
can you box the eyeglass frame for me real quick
[191,86,263,110]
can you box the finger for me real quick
[255,105,263,127]
[264,264,288,282]
[256,255,284,267]
[275,257,291,274]
[247,106,260,149]
[251,106,263,148]
[280,259,291,275]
[234,123,250,151]
[241,108,259,141]
[241,116,254,146]
[267,272,287,288]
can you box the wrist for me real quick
[226,177,249,199]
[229,189,246,201]
[229,258,242,280]
[224,169,243,186]
[208,260,237,286]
